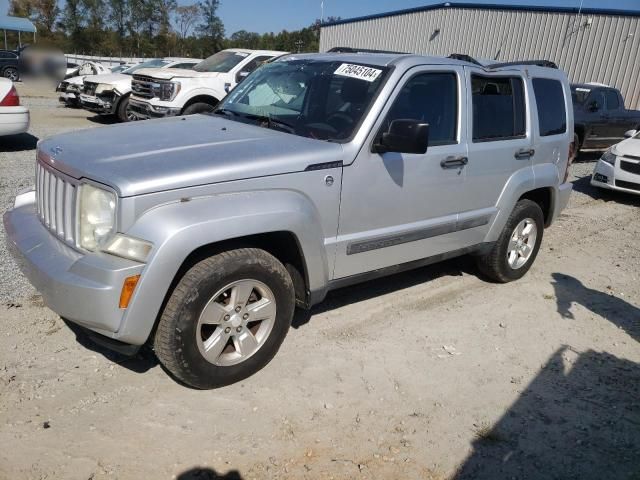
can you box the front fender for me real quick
[118,190,328,344]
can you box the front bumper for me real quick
[129,98,181,120]
[58,92,79,104]
[3,190,145,342]
[591,159,640,196]
[79,93,117,114]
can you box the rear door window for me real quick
[532,78,567,136]
[472,75,526,142]
[605,90,620,110]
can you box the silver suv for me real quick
[4,52,573,389]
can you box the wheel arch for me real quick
[118,191,328,345]
[182,94,220,112]
[518,187,553,227]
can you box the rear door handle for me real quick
[440,156,468,168]
[514,148,535,160]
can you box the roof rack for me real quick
[486,60,558,69]
[327,46,407,54]
[448,53,483,66]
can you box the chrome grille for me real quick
[131,75,157,99]
[35,161,78,246]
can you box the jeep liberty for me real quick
[4,52,573,388]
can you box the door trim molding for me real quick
[346,213,492,255]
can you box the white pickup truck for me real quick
[79,58,201,122]
[128,49,286,119]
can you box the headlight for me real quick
[601,149,617,165]
[102,234,153,263]
[152,81,180,101]
[77,183,116,250]
[95,83,114,95]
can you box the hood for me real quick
[613,135,640,157]
[83,73,131,86]
[134,68,219,80]
[66,75,85,85]
[38,115,343,197]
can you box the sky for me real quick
[217,0,640,34]
[1,0,639,35]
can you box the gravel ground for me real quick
[0,84,639,480]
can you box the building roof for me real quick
[0,16,37,33]
[322,2,640,27]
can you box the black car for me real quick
[0,50,19,81]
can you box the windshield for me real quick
[110,64,130,73]
[194,51,249,73]
[571,86,591,105]
[123,59,170,75]
[214,59,389,142]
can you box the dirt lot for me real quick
[0,84,639,480]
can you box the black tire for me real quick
[3,67,18,81]
[116,95,135,122]
[182,101,216,115]
[476,199,544,283]
[153,248,295,389]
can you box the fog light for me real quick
[119,275,141,309]
[593,173,608,183]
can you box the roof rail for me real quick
[327,46,407,54]
[448,53,483,66]
[486,60,558,69]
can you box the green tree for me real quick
[196,0,224,50]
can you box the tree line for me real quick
[7,0,339,59]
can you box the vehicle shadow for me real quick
[86,114,119,125]
[572,150,602,163]
[292,255,475,328]
[571,174,640,207]
[0,132,38,152]
[62,319,158,373]
[551,272,639,343]
[453,346,640,479]
[177,467,243,479]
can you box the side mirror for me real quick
[235,70,250,84]
[588,101,600,112]
[624,129,638,138]
[373,119,429,154]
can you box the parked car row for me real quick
[56,49,286,122]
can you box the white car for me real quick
[591,129,640,195]
[79,57,201,122]
[64,60,109,79]
[57,63,137,108]
[129,49,286,119]
[0,78,29,136]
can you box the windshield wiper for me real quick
[214,108,239,117]
[243,113,296,134]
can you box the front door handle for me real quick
[514,148,535,160]
[440,156,468,169]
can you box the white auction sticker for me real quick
[334,63,382,82]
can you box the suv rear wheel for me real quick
[153,248,295,389]
[476,199,544,283]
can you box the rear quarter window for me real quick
[532,78,567,137]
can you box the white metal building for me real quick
[320,3,640,108]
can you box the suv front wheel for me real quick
[476,199,544,283]
[154,248,295,389]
